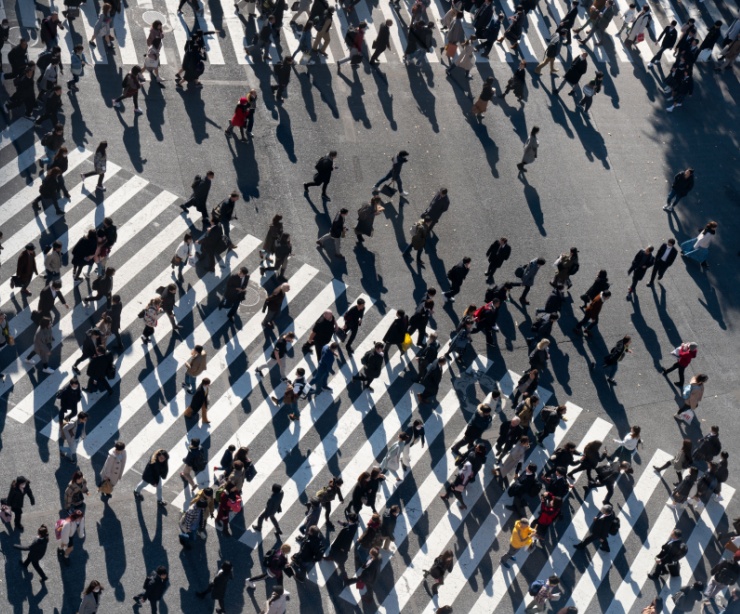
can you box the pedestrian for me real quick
[506,462,541,518]
[624,4,651,48]
[500,518,535,567]
[344,547,381,603]
[380,505,401,551]
[24,317,55,375]
[338,21,367,68]
[626,246,656,299]
[535,29,563,75]
[703,552,740,605]
[324,512,359,568]
[573,290,610,337]
[4,37,29,81]
[616,2,636,36]
[443,257,471,303]
[290,525,325,582]
[647,529,688,578]
[536,404,568,445]
[661,341,697,388]
[471,77,495,120]
[55,509,85,564]
[526,575,562,612]
[303,309,339,360]
[247,543,291,588]
[641,597,664,614]
[574,504,618,552]
[219,266,249,321]
[170,234,194,283]
[255,332,296,382]
[373,150,409,197]
[196,560,233,612]
[579,0,616,44]
[529,340,550,372]
[680,221,717,269]
[80,141,108,192]
[715,33,740,72]
[416,194,448,240]
[140,296,163,345]
[77,580,104,614]
[413,331,439,382]
[517,126,540,174]
[35,279,69,324]
[252,483,284,535]
[476,10,505,56]
[133,449,169,507]
[354,197,384,246]
[688,462,721,513]
[568,439,607,481]
[133,566,169,612]
[84,345,114,396]
[370,19,392,64]
[693,424,721,463]
[650,20,678,65]
[654,438,692,483]
[271,55,294,102]
[260,215,283,266]
[494,436,531,488]
[341,298,366,355]
[64,470,89,513]
[380,432,411,482]
[89,3,113,49]
[447,36,477,78]
[180,171,213,222]
[667,466,698,510]
[510,369,539,406]
[261,283,290,329]
[292,20,315,63]
[12,243,37,296]
[312,9,334,58]
[304,150,338,201]
[485,237,511,281]
[261,233,292,280]
[112,66,144,114]
[178,345,207,396]
[578,74,603,116]
[184,378,211,424]
[144,38,164,85]
[556,52,588,95]
[531,493,562,547]
[260,585,290,613]
[5,476,35,532]
[644,239,677,286]
[382,309,410,357]
[498,8,524,51]
[584,460,633,505]
[42,241,62,281]
[3,64,36,119]
[353,342,385,392]
[441,457,476,510]
[83,267,115,309]
[214,481,242,537]
[316,208,349,260]
[178,438,205,490]
[14,524,49,582]
[308,342,339,394]
[601,334,632,385]
[97,441,127,499]
[609,425,641,462]
[407,299,433,346]
[403,216,432,263]
[423,550,454,594]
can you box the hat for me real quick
[239,97,248,104]
[26,243,35,251]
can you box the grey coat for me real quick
[522,136,539,164]
[33,327,53,362]
[447,19,466,44]
[521,259,541,287]
[500,442,527,478]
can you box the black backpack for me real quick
[344,27,356,48]
[191,174,203,190]
[608,516,620,536]
[191,450,207,473]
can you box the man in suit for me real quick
[559,1,580,45]
[304,150,338,201]
[649,20,678,65]
[626,246,655,299]
[341,298,365,354]
[574,504,617,552]
[648,529,687,579]
[220,267,249,321]
[444,257,472,303]
[485,238,511,281]
[214,192,239,250]
[647,239,677,286]
[37,280,69,324]
[180,171,214,222]
[505,462,539,518]
[369,20,392,65]
[86,345,114,396]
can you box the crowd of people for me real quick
[0,0,737,613]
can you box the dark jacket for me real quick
[544,288,565,313]
[671,171,694,197]
[564,55,588,85]
[473,2,494,37]
[263,490,284,516]
[38,284,67,313]
[343,305,364,330]
[587,511,615,539]
[486,240,511,267]
[274,60,292,85]
[314,156,335,182]
[183,446,204,469]
[383,315,409,346]
[107,302,122,331]
[142,459,169,486]
[496,419,524,447]
[361,350,384,379]
[560,4,579,28]
[446,261,470,287]
[374,23,391,52]
[296,531,324,563]
[8,43,29,72]
[328,212,345,239]
[87,351,113,381]
[604,339,628,366]
[654,242,677,268]
[693,433,721,462]
[57,382,82,410]
[549,446,578,469]
[420,362,443,395]
[215,198,235,223]
[423,191,450,222]
[465,410,493,441]
[143,573,168,601]
[16,250,38,283]
[15,535,48,561]
[359,556,382,588]
[312,315,337,347]
[545,31,562,58]
[539,406,562,435]
[711,560,740,586]
[224,273,249,303]
[657,25,678,49]
[330,520,359,555]
[656,539,688,565]
[190,385,209,412]
[700,26,722,50]
[529,347,549,371]
[6,481,35,510]
[380,509,398,539]
[479,81,495,102]
[72,234,97,267]
[210,568,232,600]
[583,275,610,302]
[264,287,286,313]
[192,176,212,204]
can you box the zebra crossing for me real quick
[21,0,737,73]
[0,123,736,613]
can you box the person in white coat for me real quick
[57,509,85,564]
[624,5,651,48]
[380,432,411,481]
[60,412,88,463]
[100,441,127,497]
[261,585,290,614]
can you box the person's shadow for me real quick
[523,183,545,236]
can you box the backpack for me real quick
[344,27,357,48]
[608,516,620,536]
[121,74,130,90]
[191,174,203,190]
[54,517,68,540]
[191,450,207,473]
[41,132,53,148]
[514,264,526,279]
[262,547,277,567]
[529,579,546,597]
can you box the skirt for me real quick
[680,238,708,263]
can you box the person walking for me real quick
[380,505,401,551]
[180,171,213,221]
[261,283,290,329]
[648,529,688,579]
[196,561,233,613]
[252,483,284,535]
[5,476,35,532]
[340,298,366,355]
[534,29,563,75]
[420,189,451,235]
[577,74,603,116]
[516,257,547,305]
[680,221,717,269]
[505,462,541,519]
[444,257,471,303]
[14,525,49,582]
[261,233,292,280]
[133,566,169,612]
[556,52,588,95]
[308,342,339,395]
[56,377,82,434]
[246,543,291,589]
[669,163,695,204]
[55,509,85,564]
[180,438,205,490]
[352,342,385,392]
[112,66,144,115]
[369,19,392,64]
[601,335,632,385]
[219,266,250,321]
[343,547,382,603]
[304,150,338,201]
[324,512,359,568]
[517,127,540,174]
[654,438,692,483]
[316,208,349,260]
[304,310,339,360]
[422,550,454,595]
[536,404,568,445]
[440,457,476,509]
[403,216,432,263]
[583,460,633,505]
[78,580,104,614]
[255,332,296,382]
[703,552,740,606]
[13,243,38,297]
[79,141,108,192]
[667,466,698,510]
[141,296,163,345]
[133,450,169,507]
[485,237,511,281]
[99,441,126,498]
[382,309,410,357]
[64,470,89,513]
[678,373,708,416]
[260,214,283,266]
[84,345,114,396]
[693,424,721,463]
[471,76,495,120]
[34,280,68,325]
[260,585,290,613]
[650,20,678,65]
[526,575,562,612]
[624,4,651,48]
[574,504,618,552]
[494,436,531,488]
[271,55,294,102]
[185,378,211,424]
[354,196,384,245]
[627,246,656,300]
[573,290,611,337]
[451,402,493,456]
[58,409,88,463]
[647,239,677,286]
[182,345,207,395]
[500,518,535,567]
[373,150,409,197]
[510,369,539,406]
[661,341,697,388]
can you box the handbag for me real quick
[171,255,183,266]
[98,479,113,495]
[671,346,680,357]
[636,32,645,43]
[445,43,457,58]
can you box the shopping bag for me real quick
[401,333,413,353]
[445,43,457,58]
[679,409,694,424]
[98,479,113,495]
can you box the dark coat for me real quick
[16,535,48,561]
[312,315,337,347]
[72,235,97,267]
[446,261,470,287]
[529,347,548,371]
[374,23,391,52]
[587,512,615,539]
[486,240,511,267]
[549,446,577,469]
[497,420,525,447]
[142,459,169,486]
[423,192,450,222]
[671,171,694,197]
[108,302,122,331]
[361,350,384,379]
[224,273,248,303]
[656,539,687,565]
[330,520,359,555]
[380,509,398,539]
[87,351,113,382]
[190,385,209,412]
[6,482,35,510]
[264,287,286,313]
[57,383,82,410]
[210,568,232,600]
[343,305,364,330]
[8,44,29,72]
[328,213,345,239]
[473,3,494,36]
[383,315,409,346]
[654,243,677,268]
[263,490,284,516]
[314,156,335,182]
[543,288,565,313]
[658,25,678,49]
[16,251,38,284]
[711,560,740,586]
[564,55,588,85]
[274,60,292,85]
[604,339,628,365]
[583,275,610,302]
[359,556,382,588]
[421,363,443,396]
[38,284,67,313]
[192,176,212,204]
[143,573,168,601]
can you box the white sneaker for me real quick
[493,325,500,332]
[43,367,55,374]
[675,103,682,108]
[666,106,674,112]
[134,108,143,115]
[662,205,673,212]
[246,581,256,590]
[401,190,409,196]
[24,357,36,365]
[112,100,121,108]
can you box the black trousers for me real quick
[584,479,615,504]
[663,363,686,387]
[344,324,359,348]
[22,555,47,580]
[305,177,330,195]
[649,261,670,284]
[444,282,462,298]
[255,511,282,532]
[182,196,209,219]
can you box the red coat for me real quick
[676,347,697,367]
[230,103,249,128]
[16,251,38,284]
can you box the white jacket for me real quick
[58,517,85,547]
[262,592,290,614]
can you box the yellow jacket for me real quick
[510,520,535,549]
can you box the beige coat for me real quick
[186,353,207,377]
[454,44,476,72]
[44,250,62,275]
[101,449,127,486]
[33,327,53,362]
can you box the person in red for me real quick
[338,22,367,68]
[661,341,698,389]
[215,481,242,537]
[224,97,249,141]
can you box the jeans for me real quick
[310,365,331,391]
[374,170,403,193]
[184,373,196,392]
[579,95,594,112]
[666,189,683,207]
[135,479,163,501]
[40,146,56,165]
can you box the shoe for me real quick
[666,106,674,112]
[246,581,256,590]
[401,190,409,196]
[662,205,673,211]
[322,194,331,202]
[673,381,682,387]
[157,500,167,507]
[42,367,55,374]
[133,491,144,501]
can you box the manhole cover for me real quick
[240,283,265,308]
[452,370,499,413]
[9,26,38,46]
[142,11,172,31]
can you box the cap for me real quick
[26,243,35,251]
